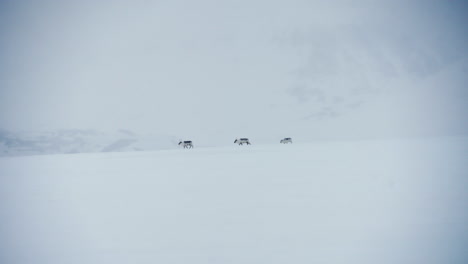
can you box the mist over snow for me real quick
[0,0,467,151]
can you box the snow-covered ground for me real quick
[1,137,467,264]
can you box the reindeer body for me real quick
[234,138,251,145]
[178,140,193,149]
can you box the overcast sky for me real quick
[0,0,467,142]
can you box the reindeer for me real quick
[280,138,292,144]
[234,138,251,145]
[178,140,193,149]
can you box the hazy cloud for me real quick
[0,0,467,141]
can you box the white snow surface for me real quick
[1,137,467,264]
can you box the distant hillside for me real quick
[0,129,178,157]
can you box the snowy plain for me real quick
[0,137,467,264]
